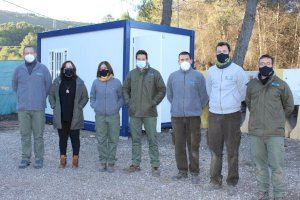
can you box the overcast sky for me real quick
[0,0,141,23]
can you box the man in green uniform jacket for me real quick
[246,54,294,200]
[123,50,166,176]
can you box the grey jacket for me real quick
[90,77,124,116]
[167,68,208,117]
[12,62,52,111]
[49,77,89,130]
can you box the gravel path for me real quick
[0,124,299,200]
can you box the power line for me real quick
[1,0,72,27]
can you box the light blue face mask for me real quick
[136,60,147,68]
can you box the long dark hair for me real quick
[60,60,78,79]
[97,61,114,77]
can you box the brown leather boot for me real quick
[60,155,67,168]
[72,155,79,168]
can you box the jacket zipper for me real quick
[28,67,34,110]
[140,73,145,115]
[220,70,223,114]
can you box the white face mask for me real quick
[24,54,35,63]
[136,60,147,68]
[180,61,191,71]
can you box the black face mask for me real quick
[259,66,273,77]
[64,68,75,77]
[98,70,109,77]
[217,53,229,63]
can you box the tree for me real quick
[232,0,259,67]
[0,22,44,46]
[0,46,21,60]
[102,14,115,22]
[19,32,37,55]
[161,0,173,25]
[137,0,161,24]
[120,11,133,20]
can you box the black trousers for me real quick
[58,121,80,156]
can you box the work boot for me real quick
[59,155,67,168]
[72,155,79,168]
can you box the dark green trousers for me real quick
[130,117,159,168]
[171,116,201,175]
[18,110,45,161]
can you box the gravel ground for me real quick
[0,124,299,200]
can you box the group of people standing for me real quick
[12,42,294,199]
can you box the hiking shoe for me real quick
[124,165,141,173]
[151,167,160,177]
[100,163,107,172]
[19,160,30,169]
[191,175,200,185]
[33,159,43,169]
[107,164,115,173]
[172,171,188,181]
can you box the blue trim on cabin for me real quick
[121,20,131,137]
[37,20,194,39]
[161,122,172,129]
[38,20,127,38]
[38,20,194,135]
[190,31,195,68]
[37,34,41,62]
[129,20,193,36]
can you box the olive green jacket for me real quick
[245,75,294,137]
[123,67,166,117]
[49,77,89,130]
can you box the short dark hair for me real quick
[216,42,231,52]
[97,61,114,77]
[178,51,191,59]
[259,54,274,65]
[136,50,148,59]
[60,60,77,79]
[23,45,36,53]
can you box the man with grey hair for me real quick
[12,46,52,169]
